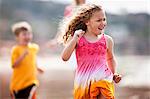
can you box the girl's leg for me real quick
[91,96,98,99]
[98,94,105,99]
[90,81,114,99]
[90,93,103,99]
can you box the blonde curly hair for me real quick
[59,4,103,44]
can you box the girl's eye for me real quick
[97,19,101,22]
[97,18,106,22]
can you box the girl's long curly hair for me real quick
[59,4,102,44]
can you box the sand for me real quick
[0,55,150,99]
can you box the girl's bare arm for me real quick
[61,36,78,61]
[106,35,116,74]
[61,30,85,61]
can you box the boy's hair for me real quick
[60,4,103,44]
[11,21,32,36]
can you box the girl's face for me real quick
[86,10,107,35]
[17,30,33,45]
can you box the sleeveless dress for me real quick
[74,34,114,99]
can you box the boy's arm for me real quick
[12,50,28,68]
[35,45,44,74]
[106,35,116,74]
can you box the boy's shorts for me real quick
[11,84,37,99]
[90,80,115,99]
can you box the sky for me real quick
[38,0,150,14]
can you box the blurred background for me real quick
[0,0,150,99]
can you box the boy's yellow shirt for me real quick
[10,43,39,92]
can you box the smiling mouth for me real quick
[98,27,103,30]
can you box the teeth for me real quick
[98,28,102,30]
[98,27,105,30]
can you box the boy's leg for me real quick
[10,92,15,99]
[32,91,36,99]
[28,85,37,99]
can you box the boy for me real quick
[10,21,43,99]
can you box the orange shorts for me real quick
[74,80,114,99]
[90,80,115,99]
[74,85,90,99]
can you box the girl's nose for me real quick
[102,21,107,27]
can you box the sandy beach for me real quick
[0,55,150,99]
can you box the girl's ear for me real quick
[85,20,89,26]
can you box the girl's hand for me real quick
[113,73,122,83]
[73,29,85,39]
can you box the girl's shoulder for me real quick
[104,34,114,48]
[104,34,114,42]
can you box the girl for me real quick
[61,4,121,99]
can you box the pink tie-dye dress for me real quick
[74,34,114,98]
